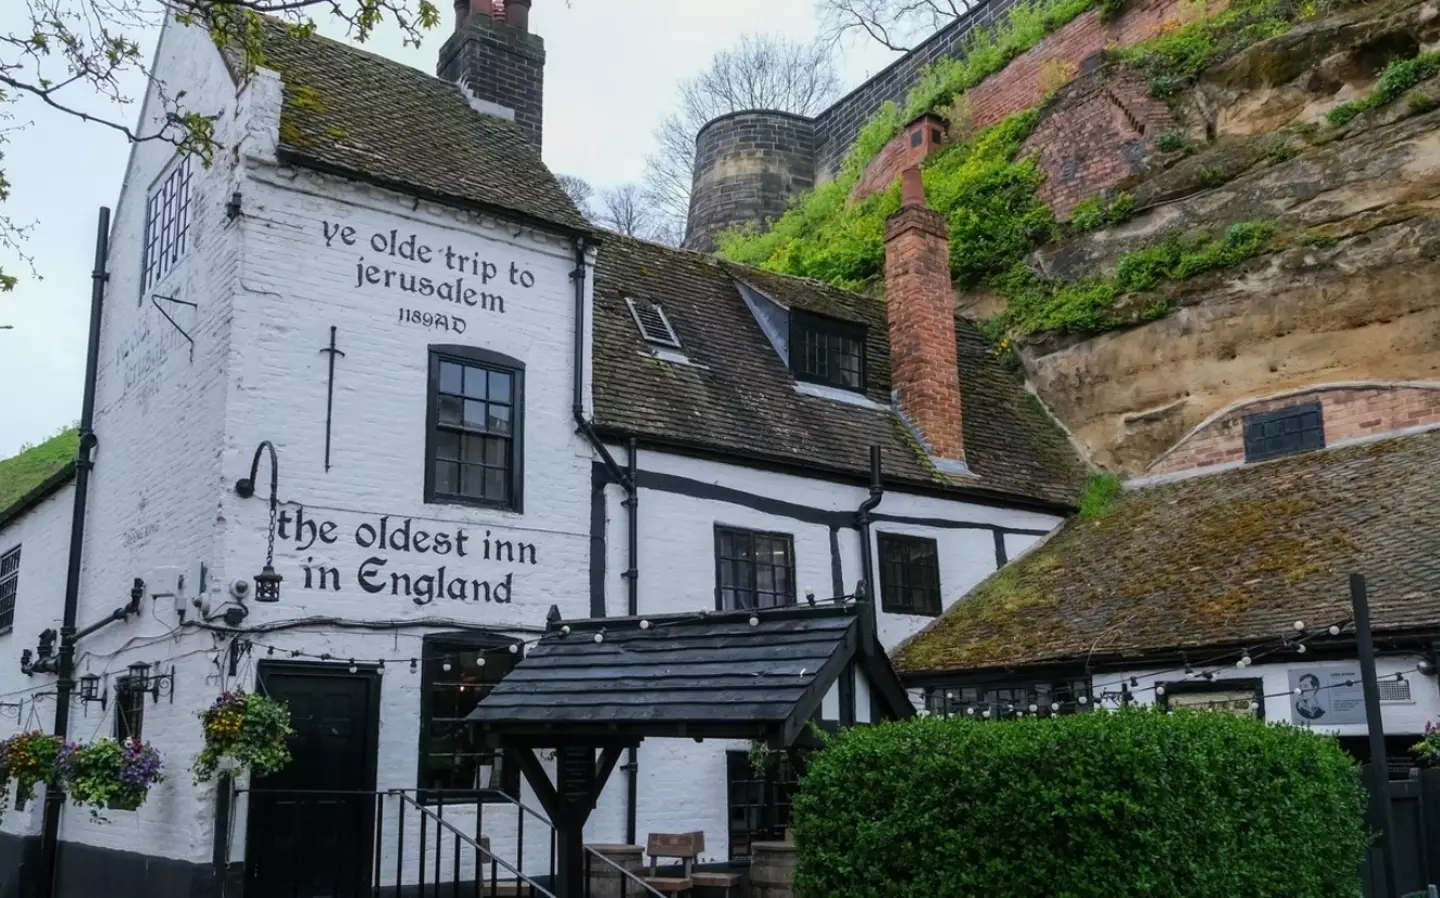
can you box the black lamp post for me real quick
[236,441,283,603]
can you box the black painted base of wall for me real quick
[0,832,239,898]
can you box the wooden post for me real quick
[1353,573,1401,898]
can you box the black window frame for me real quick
[115,671,146,742]
[1242,400,1325,463]
[924,678,1092,717]
[876,533,942,617]
[0,545,17,635]
[714,526,797,612]
[140,153,194,296]
[725,750,798,860]
[1157,678,1266,719]
[425,345,525,512]
[788,310,867,393]
[417,632,522,804]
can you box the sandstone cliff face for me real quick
[1003,0,1440,472]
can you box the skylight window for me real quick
[789,310,865,392]
[625,298,682,349]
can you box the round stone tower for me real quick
[683,110,818,253]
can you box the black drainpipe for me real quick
[38,207,110,898]
[566,236,642,845]
[855,445,885,653]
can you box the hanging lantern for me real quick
[254,564,283,603]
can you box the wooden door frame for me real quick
[245,660,384,898]
[254,658,384,792]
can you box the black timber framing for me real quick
[469,602,912,897]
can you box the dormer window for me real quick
[626,298,682,349]
[790,310,865,392]
[1243,400,1324,463]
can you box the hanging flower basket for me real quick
[58,738,164,817]
[1412,720,1440,767]
[194,690,294,783]
[6,730,63,805]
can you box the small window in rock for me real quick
[1242,401,1324,463]
[625,298,682,349]
[789,310,865,392]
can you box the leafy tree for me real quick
[0,0,443,295]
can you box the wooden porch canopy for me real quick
[466,602,913,897]
[468,601,914,745]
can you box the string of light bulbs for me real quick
[222,595,854,677]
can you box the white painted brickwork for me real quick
[0,12,1072,885]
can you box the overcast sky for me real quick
[0,0,897,459]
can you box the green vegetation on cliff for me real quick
[1328,49,1440,125]
[717,0,1314,339]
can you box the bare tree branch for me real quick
[0,0,443,292]
[815,0,977,53]
[641,32,840,244]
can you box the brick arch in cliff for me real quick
[1143,382,1440,478]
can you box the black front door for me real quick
[245,662,381,898]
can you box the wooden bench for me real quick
[644,832,701,895]
[643,833,742,897]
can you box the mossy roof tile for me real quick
[248,21,588,232]
[893,428,1440,674]
[592,236,1090,506]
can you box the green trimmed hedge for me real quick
[791,709,1368,898]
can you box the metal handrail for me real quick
[393,790,560,898]
[583,846,669,898]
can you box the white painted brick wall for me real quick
[0,9,1076,882]
[592,446,1063,862]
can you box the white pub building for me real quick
[0,3,1085,896]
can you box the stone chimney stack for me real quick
[883,167,966,464]
[438,0,545,150]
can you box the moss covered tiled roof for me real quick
[893,428,1440,675]
[0,428,77,526]
[592,235,1090,507]
[247,21,588,232]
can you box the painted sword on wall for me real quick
[319,326,346,472]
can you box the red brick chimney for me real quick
[883,167,966,463]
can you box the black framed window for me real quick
[142,154,193,293]
[715,527,795,611]
[115,673,145,742]
[789,310,865,392]
[924,678,1092,718]
[726,751,798,860]
[418,636,520,802]
[1242,401,1324,463]
[0,546,17,634]
[426,346,524,511]
[877,533,942,616]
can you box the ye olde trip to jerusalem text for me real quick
[278,507,540,605]
[321,221,539,325]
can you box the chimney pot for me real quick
[506,0,531,31]
[900,167,926,208]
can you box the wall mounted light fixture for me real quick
[236,441,283,603]
[78,673,106,710]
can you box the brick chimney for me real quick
[883,167,966,464]
[438,0,545,150]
